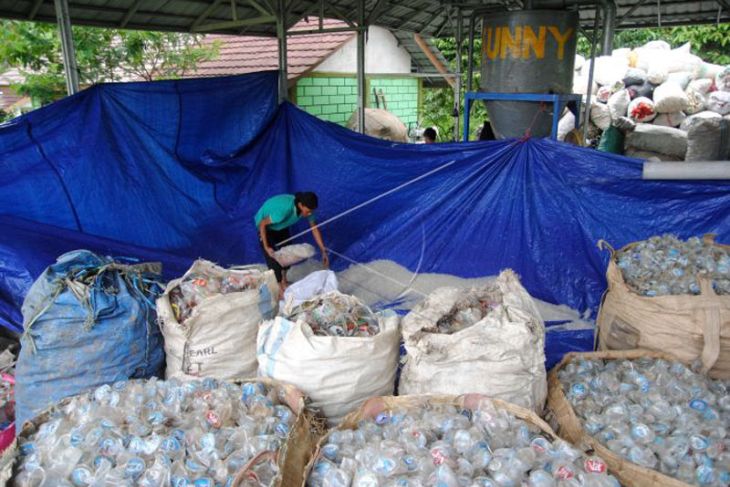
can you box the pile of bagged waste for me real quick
[570,40,730,161]
[552,353,730,486]
[305,394,620,487]
[11,378,312,487]
[286,291,380,337]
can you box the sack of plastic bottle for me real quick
[400,269,547,413]
[548,349,730,487]
[597,236,730,379]
[157,260,279,381]
[304,393,620,487]
[258,291,400,426]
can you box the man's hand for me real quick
[321,250,329,269]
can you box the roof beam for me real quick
[247,0,274,16]
[414,33,455,88]
[28,0,45,20]
[192,14,276,31]
[366,0,388,24]
[120,0,145,28]
[191,0,226,30]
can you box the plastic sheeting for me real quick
[1,72,730,334]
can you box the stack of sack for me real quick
[570,40,730,161]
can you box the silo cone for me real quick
[481,10,578,139]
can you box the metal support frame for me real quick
[54,0,79,96]
[356,0,366,133]
[600,0,616,54]
[276,0,288,102]
[453,7,463,142]
[463,92,582,142]
[582,4,600,144]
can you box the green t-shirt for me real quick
[254,194,315,231]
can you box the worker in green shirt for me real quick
[254,192,328,293]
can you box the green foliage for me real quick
[577,24,730,65]
[419,37,488,141]
[0,20,219,105]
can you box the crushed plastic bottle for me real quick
[431,286,501,335]
[14,378,295,487]
[306,399,621,487]
[559,357,730,486]
[288,293,380,337]
[169,269,264,323]
[615,234,730,297]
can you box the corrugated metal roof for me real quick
[1,1,727,38]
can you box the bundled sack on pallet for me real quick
[257,291,400,425]
[597,235,730,379]
[625,123,688,160]
[6,377,316,486]
[15,250,164,429]
[682,112,730,161]
[399,269,547,413]
[157,260,278,381]
[304,393,620,487]
[548,349,730,487]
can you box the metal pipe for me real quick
[454,7,463,142]
[357,0,366,134]
[601,0,616,54]
[276,0,288,102]
[54,0,79,95]
[466,15,476,94]
[582,4,600,144]
[643,161,730,180]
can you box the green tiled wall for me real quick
[368,77,419,127]
[295,75,419,127]
[295,76,358,125]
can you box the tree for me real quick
[0,20,219,105]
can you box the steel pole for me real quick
[357,0,366,133]
[454,8,462,142]
[54,0,79,95]
[276,0,288,102]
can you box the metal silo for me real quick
[481,10,578,139]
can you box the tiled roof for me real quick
[189,18,354,80]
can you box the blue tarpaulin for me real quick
[1,72,729,336]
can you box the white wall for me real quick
[313,25,411,74]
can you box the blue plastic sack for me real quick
[15,250,165,428]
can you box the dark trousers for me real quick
[260,227,291,283]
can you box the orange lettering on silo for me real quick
[500,26,522,59]
[484,27,500,60]
[522,26,546,59]
[547,26,574,60]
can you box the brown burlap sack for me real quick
[596,236,730,379]
[2,378,319,487]
[547,349,693,487]
[301,393,599,486]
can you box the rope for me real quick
[522,101,548,140]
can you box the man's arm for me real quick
[309,220,329,268]
[258,217,276,258]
